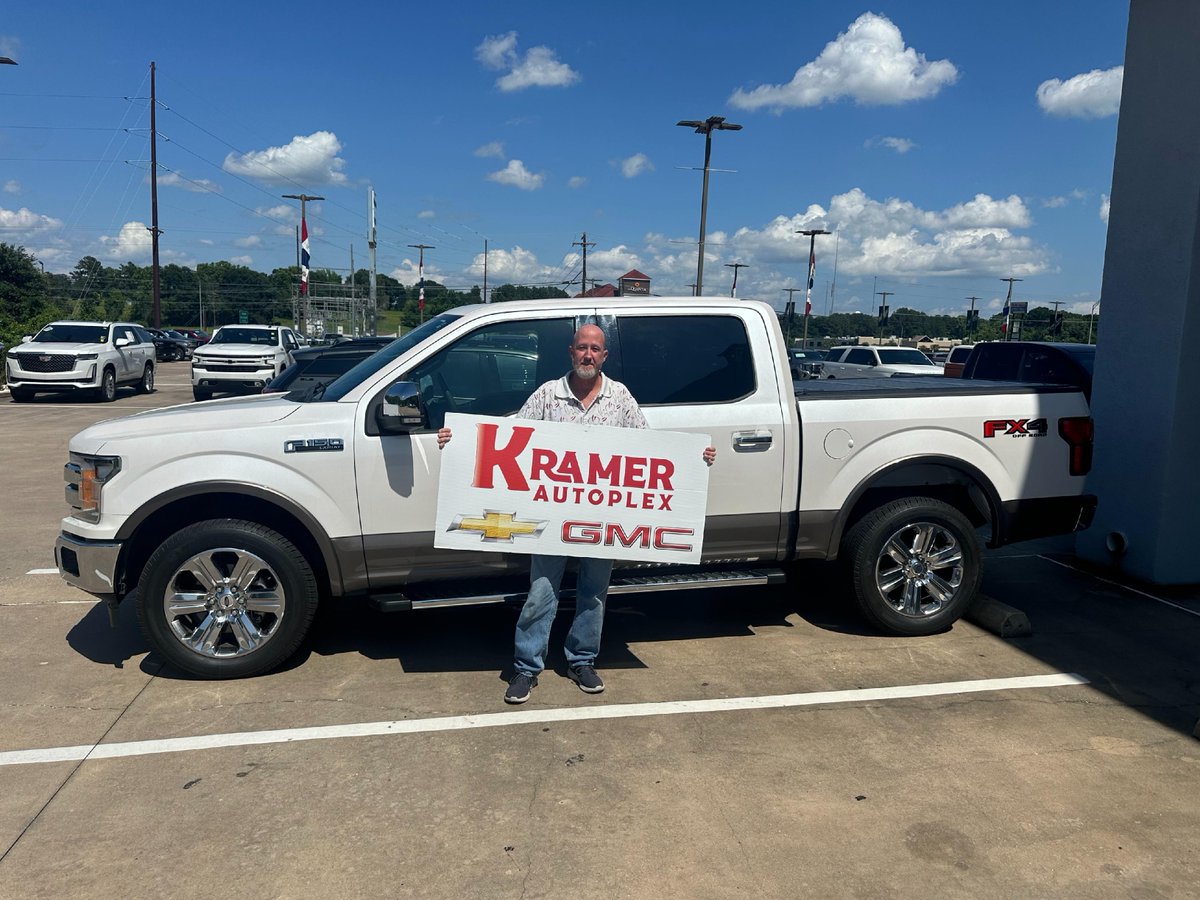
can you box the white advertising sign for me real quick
[434,413,711,564]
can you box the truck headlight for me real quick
[65,453,122,523]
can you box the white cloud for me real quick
[476,31,580,92]
[256,204,302,236]
[729,13,957,111]
[99,221,152,261]
[474,141,505,158]
[1100,194,1110,223]
[155,171,221,193]
[3,180,19,194]
[620,153,654,178]
[1042,196,1068,208]
[487,159,545,191]
[417,209,436,219]
[1037,66,1123,118]
[567,176,587,189]
[234,235,262,248]
[223,131,348,185]
[0,206,63,236]
[881,136,915,154]
[229,255,254,267]
[466,245,556,283]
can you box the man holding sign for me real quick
[438,324,715,704]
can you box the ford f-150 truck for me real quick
[54,298,1096,678]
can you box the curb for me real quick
[966,596,1032,638]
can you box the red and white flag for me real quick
[804,246,816,315]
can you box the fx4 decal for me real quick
[983,418,1048,438]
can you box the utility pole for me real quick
[147,61,163,328]
[283,193,325,335]
[966,295,980,336]
[782,288,803,344]
[572,233,595,297]
[483,238,489,302]
[725,262,748,297]
[408,244,434,324]
[368,188,378,335]
[349,244,356,335]
[796,228,830,347]
[677,115,742,297]
[876,290,894,341]
[1000,277,1022,341]
[686,282,697,296]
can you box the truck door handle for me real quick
[734,430,773,448]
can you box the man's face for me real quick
[569,326,608,381]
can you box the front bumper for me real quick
[192,365,275,392]
[55,531,123,599]
[7,360,100,391]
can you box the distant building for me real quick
[576,269,651,298]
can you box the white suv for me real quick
[5,321,156,402]
[190,324,300,401]
[822,345,942,379]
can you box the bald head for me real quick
[569,324,608,383]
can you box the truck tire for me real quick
[137,519,319,679]
[97,367,117,402]
[137,363,155,394]
[841,497,982,636]
[192,387,212,402]
[10,388,33,403]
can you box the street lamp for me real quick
[1087,300,1100,343]
[677,116,742,297]
[796,228,830,346]
[725,262,748,297]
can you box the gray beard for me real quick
[573,364,598,380]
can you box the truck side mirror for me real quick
[377,381,425,433]
[114,336,132,348]
[21,335,32,343]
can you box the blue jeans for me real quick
[513,555,613,676]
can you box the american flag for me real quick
[300,215,310,297]
[804,246,816,315]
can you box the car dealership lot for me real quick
[1,376,1197,897]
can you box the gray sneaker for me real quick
[505,672,537,704]
[568,665,605,694]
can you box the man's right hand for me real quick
[437,427,452,449]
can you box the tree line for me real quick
[1,242,1097,348]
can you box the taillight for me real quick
[1058,416,1094,476]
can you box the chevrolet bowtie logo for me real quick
[449,510,547,542]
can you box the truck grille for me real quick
[200,362,265,373]
[16,354,75,373]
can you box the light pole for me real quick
[725,262,748,297]
[1087,300,1100,343]
[677,116,742,298]
[796,228,830,346]
[408,244,434,324]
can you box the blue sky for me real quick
[2,1,1128,317]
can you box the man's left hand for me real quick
[703,446,716,467]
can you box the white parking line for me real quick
[0,672,1088,768]
[26,568,59,575]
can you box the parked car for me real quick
[5,321,157,402]
[263,337,395,394]
[317,333,353,346]
[176,329,210,346]
[190,324,302,401]
[788,348,826,380]
[822,345,942,378]
[960,341,1096,401]
[146,328,192,362]
[942,345,975,378]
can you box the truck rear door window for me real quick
[613,315,754,405]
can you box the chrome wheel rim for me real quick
[162,547,286,658]
[874,521,964,618]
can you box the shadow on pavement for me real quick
[65,591,149,669]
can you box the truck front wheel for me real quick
[137,519,319,678]
[841,497,982,636]
[97,367,117,402]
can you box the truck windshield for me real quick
[297,313,462,402]
[210,328,279,346]
[33,324,109,344]
[877,348,936,366]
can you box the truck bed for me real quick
[795,375,1084,401]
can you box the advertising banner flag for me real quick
[434,413,711,564]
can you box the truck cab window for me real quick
[611,315,755,405]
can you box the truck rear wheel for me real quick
[137,519,319,678]
[137,363,155,394]
[841,497,981,636]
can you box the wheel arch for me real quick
[115,484,347,601]
[827,455,1003,560]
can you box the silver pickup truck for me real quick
[54,298,1096,678]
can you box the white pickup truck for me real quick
[53,298,1096,678]
[190,323,301,401]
